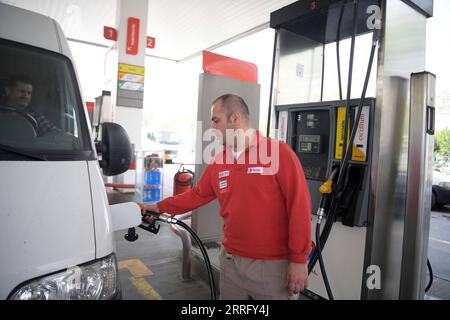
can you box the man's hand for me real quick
[286,262,308,297]
[142,203,160,224]
[144,203,160,213]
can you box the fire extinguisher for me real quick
[173,167,194,196]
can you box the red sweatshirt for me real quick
[158,131,312,264]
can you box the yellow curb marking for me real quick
[118,259,162,300]
[129,277,163,300]
[118,259,154,277]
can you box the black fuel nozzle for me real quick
[139,211,161,234]
[124,227,139,242]
[144,211,178,224]
[143,211,161,220]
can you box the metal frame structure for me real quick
[269,0,434,299]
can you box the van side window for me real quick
[0,39,92,160]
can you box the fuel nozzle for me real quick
[144,211,178,224]
[317,167,339,224]
[320,167,339,195]
[143,210,161,220]
[140,211,179,234]
[139,211,161,234]
[320,179,333,195]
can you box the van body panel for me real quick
[0,4,60,54]
[88,161,115,258]
[53,20,73,58]
[0,3,135,299]
[52,19,93,138]
[0,162,96,299]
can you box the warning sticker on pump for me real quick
[351,106,369,162]
[335,106,369,162]
[335,107,348,160]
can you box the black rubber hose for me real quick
[309,0,360,274]
[309,4,381,274]
[309,188,340,275]
[336,1,346,101]
[267,31,279,137]
[309,28,378,273]
[341,0,359,174]
[316,222,334,300]
[425,258,433,293]
[308,1,346,276]
[175,220,217,300]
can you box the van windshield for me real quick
[0,39,94,161]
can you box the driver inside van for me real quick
[4,74,60,136]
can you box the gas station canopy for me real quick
[1,0,300,62]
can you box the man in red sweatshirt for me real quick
[146,94,311,299]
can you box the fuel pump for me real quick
[270,0,435,300]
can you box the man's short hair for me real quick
[8,74,33,88]
[213,94,250,121]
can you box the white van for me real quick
[0,4,141,299]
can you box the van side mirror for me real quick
[96,122,132,176]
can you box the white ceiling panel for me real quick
[0,0,117,46]
[147,0,298,61]
[0,0,297,61]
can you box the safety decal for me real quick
[247,167,263,174]
[219,170,230,179]
[351,106,369,162]
[335,107,348,160]
[335,106,370,162]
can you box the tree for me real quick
[435,127,450,157]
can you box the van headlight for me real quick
[9,254,119,300]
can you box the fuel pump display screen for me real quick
[298,135,321,153]
[277,98,375,227]
[295,110,330,181]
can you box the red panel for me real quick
[202,51,258,83]
[103,26,118,41]
[146,36,156,49]
[86,102,94,110]
[126,17,140,55]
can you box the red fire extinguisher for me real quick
[173,167,194,196]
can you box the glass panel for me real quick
[0,40,92,160]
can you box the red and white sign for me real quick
[126,17,140,55]
[103,26,118,41]
[146,36,155,49]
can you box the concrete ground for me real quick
[111,164,450,300]
[114,222,211,300]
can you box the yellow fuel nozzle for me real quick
[320,179,333,195]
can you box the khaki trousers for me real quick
[219,246,291,300]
